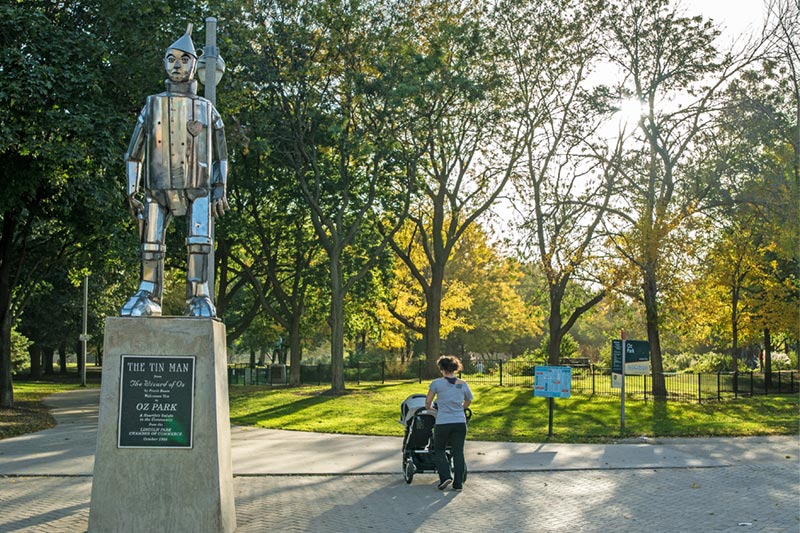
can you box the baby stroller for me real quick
[399,394,472,484]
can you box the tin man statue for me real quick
[121,24,229,318]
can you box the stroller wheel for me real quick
[403,455,415,484]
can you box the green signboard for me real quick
[611,340,650,374]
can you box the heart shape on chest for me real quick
[187,120,203,137]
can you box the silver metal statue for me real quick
[121,24,229,318]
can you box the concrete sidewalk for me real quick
[0,388,797,477]
[1,388,798,533]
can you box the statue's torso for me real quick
[143,92,215,191]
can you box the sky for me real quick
[682,0,769,42]
[486,0,774,241]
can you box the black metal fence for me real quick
[569,368,799,402]
[228,359,423,386]
[228,360,799,403]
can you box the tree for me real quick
[683,215,763,363]
[0,1,209,406]
[19,266,83,377]
[0,2,124,406]
[699,1,800,378]
[384,0,523,375]
[226,162,327,384]
[500,0,613,365]
[600,0,772,399]
[257,0,412,391]
[442,224,539,357]
[384,219,473,347]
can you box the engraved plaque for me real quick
[118,355,196,448]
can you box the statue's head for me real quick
[164,25,197,83]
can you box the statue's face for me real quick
[164,48,196,82]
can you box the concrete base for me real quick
[89,317,236,533]
[269,364,287,383]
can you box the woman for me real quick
[425,355,473,491]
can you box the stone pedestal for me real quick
[270,364,287,383]
[89,317,236,533]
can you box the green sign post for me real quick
[611,338,649,433]
[612,339,650,376]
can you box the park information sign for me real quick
[534,366,572,437]
[118,355,196,448]
[611,339,650,388]
[533,366,572,398]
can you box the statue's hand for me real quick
[128,194,144,220]
[211,183,230,218]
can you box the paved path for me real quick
[0,389,798,532]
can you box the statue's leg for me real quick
[184,194,216,317]
[120,197,170,317]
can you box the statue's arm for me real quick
[211,107,229,218]
[124,105,147,219]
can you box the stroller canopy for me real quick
[399,394,430,425]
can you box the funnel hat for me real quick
[167,24,197,58]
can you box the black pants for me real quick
[433,422,467,489]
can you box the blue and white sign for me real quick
[533,366,572,399]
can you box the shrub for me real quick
[789,351,798,369]
[505,349,546,377]
[11,327,30,373]
[688,351,746,373]
[527,334,580,363]
[384,359,413,379]
[770,352,792,370]
[663,352,694,372]
[688,352,722,373]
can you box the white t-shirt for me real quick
[428,377,473,425]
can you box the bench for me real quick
[560,357,591,368]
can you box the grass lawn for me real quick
[2,377,797,443]
[229,382,800,443]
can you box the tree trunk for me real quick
[329,252,346,393]
[43,346,54,375]
[547,291,564,366]
[731,284,740,392]
[289,315,303,386]
[30,344,42,378]
[403,336,414,364]
[358,330,366,357]
[424,267,444,378]
[0,211,16,407]
[763,328,772,389]
[249,349,256,369]
[643,267,667,399]
[59,342,67,374]
[0,314,12,408]
[76,339,85,383]
[731,284,739,369]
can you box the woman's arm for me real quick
[425,388,436,410]
[461,381,473,409]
